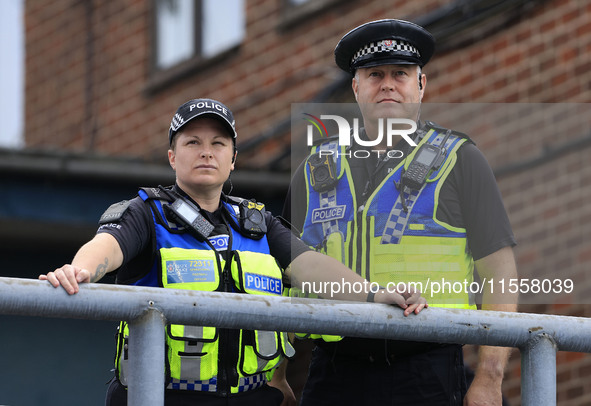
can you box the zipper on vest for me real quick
[355,205,365,277]
[217,252,240,396]
[364,209,372,282]
[216,258,232,396]
[217,337,229,397]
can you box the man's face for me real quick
[168,117,236,192]
[352,64,425,122]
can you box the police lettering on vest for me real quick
[312,205,346,223]
[208,234,229,251]
[245,273,282,295]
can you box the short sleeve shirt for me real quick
[282,135,516,261]
[97,186,310,284]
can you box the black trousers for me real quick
[300,344,466,406]
[105,378,284,406]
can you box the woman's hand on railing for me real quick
[39,264,91,295]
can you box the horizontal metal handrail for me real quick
[1,277,588,406]
[0,277,589,351]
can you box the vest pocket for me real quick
[280,331,296,359]
[167,324,219,381]
[232,251,284,296]
[160,247,222,291]
[239,330,294,376]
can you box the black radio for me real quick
[401,129,451,190]
[164,198,214,241]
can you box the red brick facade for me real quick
[24,0,591,404]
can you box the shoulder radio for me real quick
[401,129,451,190]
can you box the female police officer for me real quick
[39,98,427,406]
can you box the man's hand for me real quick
[39,264,91,295]
[374,284,428,316]
[465,246,518,406]
[268,361,297,406]
[464,372,503,406]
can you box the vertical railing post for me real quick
[521,333,557,406]
[127,306,166,406]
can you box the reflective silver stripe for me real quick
[180,326,204,380]
[281,332,296,358]
[183,325,205,339]
[256,330,278,357]
[119,342,128,386]
[117,329,129,386]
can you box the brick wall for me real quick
[24,0,591,404]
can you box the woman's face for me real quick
[168,117,236,193]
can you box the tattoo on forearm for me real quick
[93,258,109,282]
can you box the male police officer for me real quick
[283,19,518,405]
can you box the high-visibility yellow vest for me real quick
[115,190,295,395]
[300,126,477,312]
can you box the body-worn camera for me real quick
[307,152,337,193]
[239,200,267,239]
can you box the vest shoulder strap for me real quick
[423,121,474,145]
[138,186,176,202]
[224,195,246,207]
[137,186,184,232]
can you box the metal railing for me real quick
[1,277,590,406]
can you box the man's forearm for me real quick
[476,301,517,378]
[472,246,519,384]
[286,251,372,302]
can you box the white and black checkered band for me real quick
[351,39,420,65]
[170,113,184,132]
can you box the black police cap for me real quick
[169,98,237,145]
[334,19,435,74]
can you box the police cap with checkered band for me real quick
[334,19,435,74]
[169,98,237,145]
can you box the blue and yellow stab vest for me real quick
[299,126,477,311]
[115,188,295,395]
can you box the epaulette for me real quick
[99,200,132,224]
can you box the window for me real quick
[154,0,245,71]
[0,0,24,148]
